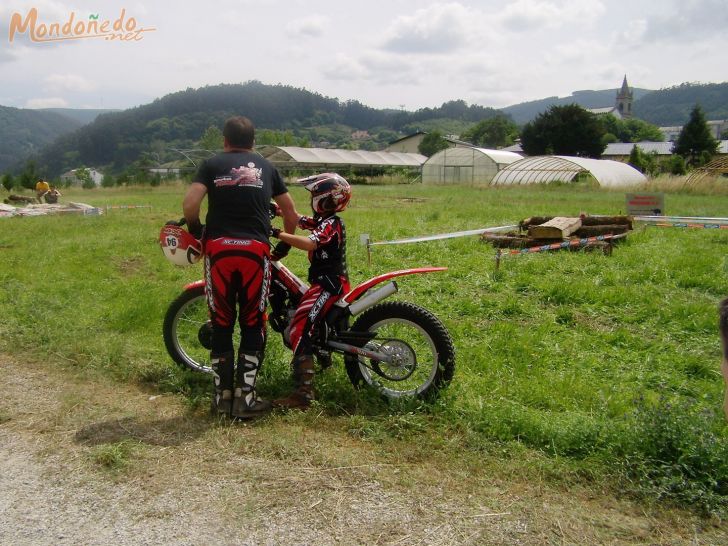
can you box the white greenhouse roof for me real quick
[258,146,427,167]
[490,156,646,188]
[471,147,523,164]
[424,146,522,166]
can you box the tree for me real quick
[198,125,223,151]
[1,173,15,191]
[18,159,41,189]
[601,114,664,143]
[418,131,450,157]
[672,104,719,167]
[628,145,657,175]
[661,154,687,175]
[461,114,519,148]
[628,145,647,173]
[520,104,606,158]
[76,167,95,189]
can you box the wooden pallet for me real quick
[482,215,632,249]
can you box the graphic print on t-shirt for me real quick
[213,162,263,189]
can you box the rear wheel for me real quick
[344,301,455,400]
[163,286,214,374]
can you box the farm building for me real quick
[602,140,728,161]
[490,156,646,188]
[385,131,472,153]
[422,147,523,185]
[60,168,105,186]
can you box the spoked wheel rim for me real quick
[356,317,439,398]
[168,294,214,374]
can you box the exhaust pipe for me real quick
[348,281,398,316]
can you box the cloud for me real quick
[322,51,419,86]
[381,2,475,54]
[285,15,328,37]
[321,53,367,81]
[613,19,648,48]
[642,0,728,42]
[499,0,606,31]
[45,73,97,92]
[25,97,69,108]
[0,46,19,63]
[547,39,607,66]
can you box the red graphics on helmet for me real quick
[299,172,351,215]
[159,225,202,266]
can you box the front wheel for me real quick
[344,301,455,400]
[163,286,214,374]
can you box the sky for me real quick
[1,0,727,112]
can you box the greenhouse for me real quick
[257,146,427,176]
[490,156,646,188]
[422,147,523,185]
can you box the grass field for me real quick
[1,180,727,517]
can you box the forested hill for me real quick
[502,87,654,125]
[633,82,728,126]
[40,108,118,126]
[0,106,82,172]
[12,80,728,177]
[27,81,501,177]
[503,82,728,126]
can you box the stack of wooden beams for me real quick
[481,215,633,249]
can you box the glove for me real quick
[271,241,291,261]
[270,227,281,239]
[188,220,204,239]
[165,218,186,227]
[269,202,282,219]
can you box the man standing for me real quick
[183,116,298,418]
[35,178,50,203]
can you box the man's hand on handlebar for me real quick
[271,240,291,261]
[269,202,282,219]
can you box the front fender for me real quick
[343,267,447,303]
[184,279,205,291]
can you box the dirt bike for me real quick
[162,256,455,401]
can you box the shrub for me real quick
[612,395,728,516]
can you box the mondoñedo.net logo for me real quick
[8,8,156,43]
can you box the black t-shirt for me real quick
[194,151,287,242]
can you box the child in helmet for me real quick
[270,173,352,410]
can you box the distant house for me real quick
[660,120,728,141]
[385,131,473,154]
[602,140,728,161]
[60,168,104,186]
[148,168,183,175]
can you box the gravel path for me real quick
[0,356,519,545]
[2,355,726,545]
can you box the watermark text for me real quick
[8,8,156,43]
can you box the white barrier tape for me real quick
[497,232,628,258]
[368,225,518,247]
[652,222,728,230]
[636,215,728,224]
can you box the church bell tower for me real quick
[615,75,634,118]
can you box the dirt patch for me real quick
[0,355,726,545]
[396,197,428,204]
[114,256,148,276]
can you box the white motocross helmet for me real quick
[159,224,202,266]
